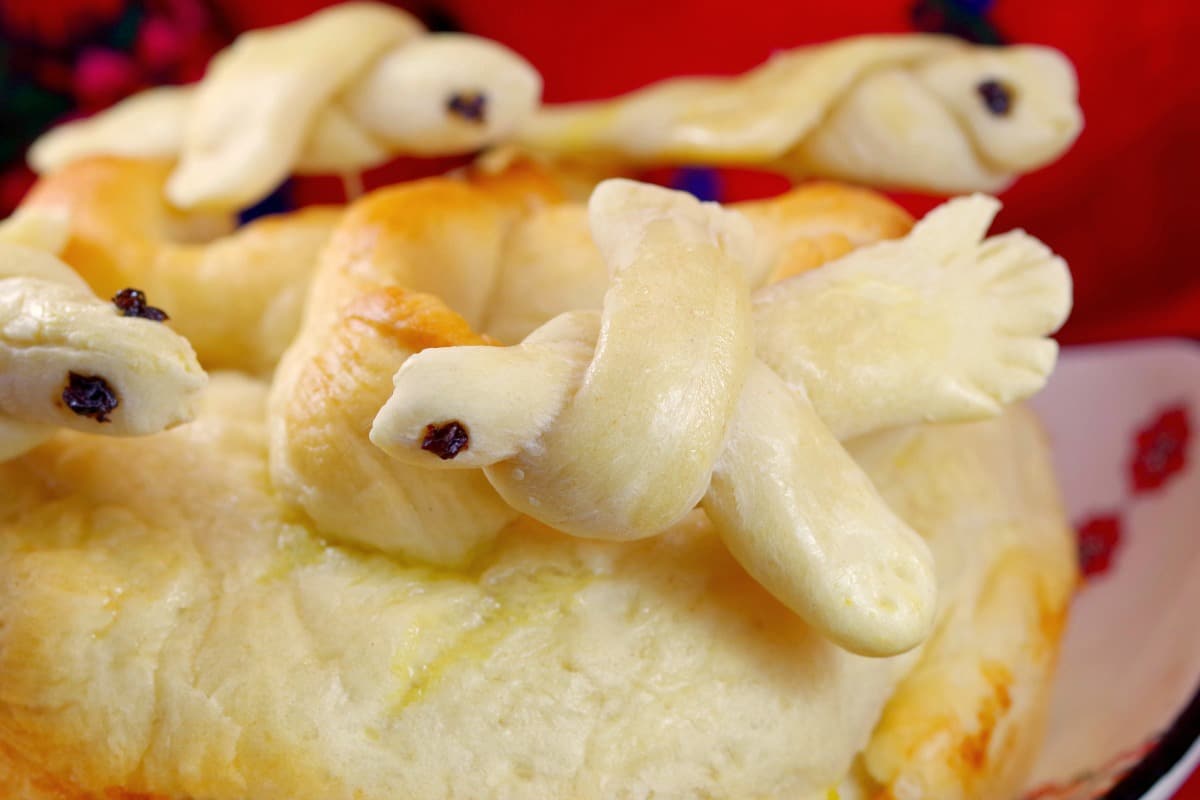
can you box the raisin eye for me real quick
[421,421,470,460]
[976,79,1013,117]
[446,92,488,124]
[112,288,169,322]
[62,372,119,423]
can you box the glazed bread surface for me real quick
[0,374,1074,800]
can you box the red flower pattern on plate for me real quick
[1075,514,1122,580]
[1129,405,1191,493]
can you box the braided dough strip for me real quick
[372,180,936,656]
[30,3,541,212]
[21,157,908,375]
[517,35,1081,193]
[0,227,206,460]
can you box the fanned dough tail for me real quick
[753,194,1072,440]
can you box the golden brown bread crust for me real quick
[20,156,910,368]
[23,157,342,373]
[736,179,914,282]
[0,747,164,800]
[305,161,565,335]
[270,284,518,566]
[1,734,168,800]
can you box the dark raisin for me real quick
[446,91,487,124]
[421,421,470,460]
[112,288,169,322]
[976,79,1013,116]
[62,373,119,423]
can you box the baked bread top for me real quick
[0,372,1075,800]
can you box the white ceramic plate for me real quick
[1023,340,1200,800]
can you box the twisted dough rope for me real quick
[517,35,1082,194]
[23,157,342,373]
[0,209,206,462]
[19,156,908,374]
[29,2,541,212]
[370,180,1071,656]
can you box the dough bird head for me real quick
[0,217,207,461]
[911,44,1083,177]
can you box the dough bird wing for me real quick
[167,3,420,210]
